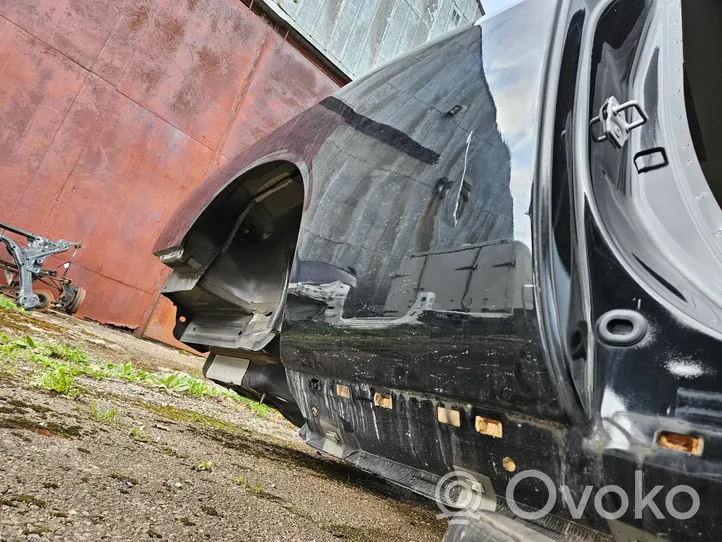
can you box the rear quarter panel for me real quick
[156,0,572,520]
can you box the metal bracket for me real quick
[590,96,648,149]
[0,221,82,310]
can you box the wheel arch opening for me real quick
[162,160,306,355]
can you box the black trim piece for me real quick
[634,147,669,173]
[321,96,442,164]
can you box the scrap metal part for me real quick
[0,222,85,313]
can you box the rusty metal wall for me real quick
[0,0,339,346]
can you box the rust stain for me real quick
[170,80,198,115]
[139,67,163,93]
[335,384,351,399]
[32,428,57,437]
[155,18,185,53]
[475,416,503,438]
[656,431,703,455]
[219,30,338,157]
[0,0,116,67]
[197,47,222,75]
[502,457,516,472]
[0,0,341,343]
[373,393,393,409]
[130,6,151,32]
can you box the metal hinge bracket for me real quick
[590,96,648,149]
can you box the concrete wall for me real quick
[262,0,483,79]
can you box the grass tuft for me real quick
[32,367,81,398]
[1,332,277,418]
[235,476,264,494]
[48,343,89,364]
[194,460,213,472]
[158,372,220,397]
[90,404,118,425]
[0,294,25,312]
[128,424,148,440]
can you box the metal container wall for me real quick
[0,0,339,345]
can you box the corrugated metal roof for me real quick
[260,0,483,79]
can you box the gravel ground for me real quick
[0,308,447,541]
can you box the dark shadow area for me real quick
[682,0,722,205]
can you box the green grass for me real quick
[128,424,148,440]
[194,460,213,472]
[32,367,81,398]
[90,404,118,424]
[47,343,89,364]
[236,396,274,418]
[0,333,277,417]
[0,294,24,312]
[0,335,35,357]
[157,372,221,397]
[235,476,264,494]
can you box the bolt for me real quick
[311,407,318,417]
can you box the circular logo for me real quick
[435,470,485,522]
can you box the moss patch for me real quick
[130,397,251,435]
[0,415,82,438]
[0,310,64,334]
[0,405,26,414]
[0,494,47,508]
[23,526,52,536]
[7,398,52,414]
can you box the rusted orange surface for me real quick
[115,0,270,149]
[141,296,195,351]
[222,30,340,157]
[0,0,339,340]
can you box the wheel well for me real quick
[165,161,305,352]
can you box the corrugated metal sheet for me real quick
[263,0,483,79]
[0,0,339,345]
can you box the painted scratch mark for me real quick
[452,130,473,227]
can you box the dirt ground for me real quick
[0,307,447,541]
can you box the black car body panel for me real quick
[153,0,722,539]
